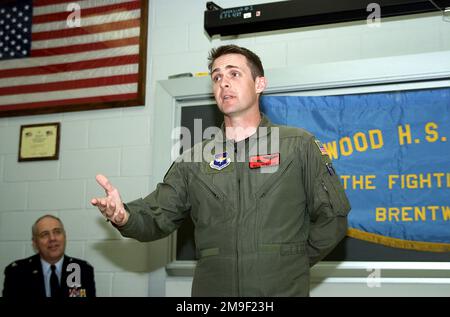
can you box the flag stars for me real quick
[0,3,37,60]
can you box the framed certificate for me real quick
[18,123,60,162]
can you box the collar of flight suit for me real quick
[213,112,273,145]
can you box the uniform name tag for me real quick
[249,153,280,169]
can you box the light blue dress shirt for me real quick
[41,256,64,297]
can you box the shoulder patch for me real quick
[314,139,328,156]
[11,262,17,267]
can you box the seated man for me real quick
[3,215,96,298]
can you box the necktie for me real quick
[50,264,61,298]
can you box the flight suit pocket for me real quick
[257,242,310,296]
[192,253,234,296]
[195,177,223,201]
[255,154,296,198]
[322,175,351,216]
[189,175,227,226]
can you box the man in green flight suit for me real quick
[91,45,351,296]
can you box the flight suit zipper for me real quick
[235,142,241,296]
[321,180,334,210]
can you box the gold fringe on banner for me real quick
[347,228,450,252]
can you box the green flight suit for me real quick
[119,114,351,296]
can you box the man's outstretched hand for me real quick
[91,174,129,226]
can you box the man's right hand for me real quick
[91,174,129,226]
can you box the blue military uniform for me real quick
[2,254,96,298]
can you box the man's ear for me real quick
[32,239,38,253]
[255,76,267,94]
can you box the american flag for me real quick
[0,0,146,117]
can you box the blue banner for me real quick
[261,88,450,252]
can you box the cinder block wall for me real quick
[1,0,449,296]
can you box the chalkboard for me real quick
[176,104,450,262]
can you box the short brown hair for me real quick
[208,45,264,80]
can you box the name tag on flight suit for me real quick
[249,153,280,169]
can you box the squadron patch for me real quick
[210,152,231,171]
[314,140,329,156]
